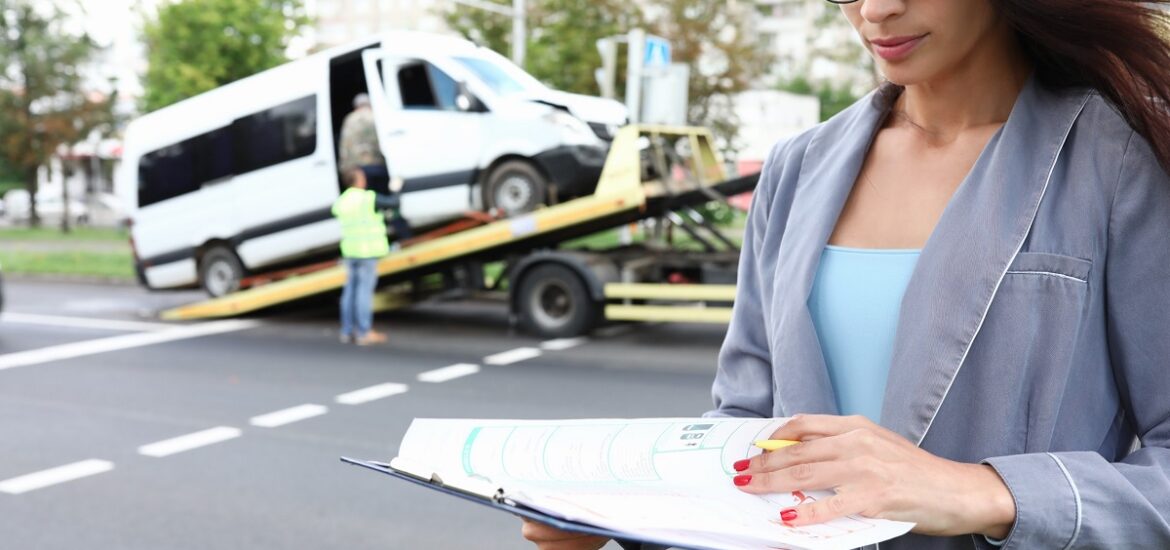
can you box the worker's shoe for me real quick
[355,331,389,346]
[339,333,354,344]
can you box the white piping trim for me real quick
[1004,271,1087,283]
[915,93,1092,447]
[1049,453,1083,550]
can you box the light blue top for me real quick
[807,245,921,423]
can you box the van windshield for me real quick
[453,56,544,97]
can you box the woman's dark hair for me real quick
[993,0,1170,173]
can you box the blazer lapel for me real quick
[880,79,1093,444]
[769,93,891,417]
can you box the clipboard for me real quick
[340,456,719,550]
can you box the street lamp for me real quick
[450,0,526,67]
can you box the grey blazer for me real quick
[706,78,1170,549]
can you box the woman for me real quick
[524,0,1170,548]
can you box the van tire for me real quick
[516,264,599,338]
[199,246,244,298]
[484,160,547,217]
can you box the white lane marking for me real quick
[540,337,587,351]
[138,427,242,458]
[417,363,480,383]
[0,320,260,372]
[335,383,409,405]
[1,312,174,332]
[249,404,328,428]
[0,459,114,495]
[484,347,542,365]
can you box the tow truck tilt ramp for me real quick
[160,126,758,324]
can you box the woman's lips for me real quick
[870,35,926,61]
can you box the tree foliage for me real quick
[442,0,771,149]
[142,0,309,112]
[648,0,773,150]
[442,0,643,96]
[0,0,114,227]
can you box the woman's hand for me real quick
[520,518,609,550]
[732,414,1016,539]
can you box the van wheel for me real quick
[516,264,599,338]
[199,246,244,298]
[484,160,547,217]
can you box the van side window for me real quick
[138,139,199,208]
[232,95,318,175]
[397,62,459,111]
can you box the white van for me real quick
[117,31,627,296]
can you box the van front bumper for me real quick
[533,144,609,199]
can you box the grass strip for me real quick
[0,249,134,279]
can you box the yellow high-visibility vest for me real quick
[331,188,390,259]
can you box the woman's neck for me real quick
[895,33,1033,141]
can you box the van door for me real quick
[361,49,485,227]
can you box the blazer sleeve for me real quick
[982,133,1170,548]
[704,141,788,419]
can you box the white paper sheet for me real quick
[396,418,914,550]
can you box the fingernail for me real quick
[780,509,798,522]
[733,459,750,472]
[733,474,752,486]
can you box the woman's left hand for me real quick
[732,414,1016,539]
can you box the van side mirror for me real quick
[455,82,486,113]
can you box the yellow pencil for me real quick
[754,439,800,451]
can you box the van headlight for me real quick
[545,110,598,145]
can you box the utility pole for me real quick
[450,0,527,67]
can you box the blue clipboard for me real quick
[340,456,717,550]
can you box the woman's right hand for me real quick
[520,518,610,550]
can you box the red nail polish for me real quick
[733,474,752,486]
[733,459,750,472]
[781,509,798,522]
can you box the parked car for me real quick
[2,190,90,226]
[117,31,628,297]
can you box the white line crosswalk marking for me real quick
[249,404,328,428]
[417,363,480,383]
[540,337,587,351]
[138,427,242,458]
[0,320,260,371]
[335,383,409,405]
[484,347,542,365]
[0,459,115,495]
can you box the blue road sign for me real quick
[645,36,671,67]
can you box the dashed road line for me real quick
[484,347,542,365]
[0,312,174,332]
[249,404,328,428]
[417,363,480,383]
[0,319,260,372]
[0,459,114,495]
[335,383,409,405]
[540,337,587,351]
[138,427,242,458]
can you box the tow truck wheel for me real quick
[199,246,244,298]
[484,160,547,217]
[516,264,599,338]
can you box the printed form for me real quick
[394,418,913,550]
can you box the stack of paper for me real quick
[376,417,914,550]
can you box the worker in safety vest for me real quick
[331,171,403,345]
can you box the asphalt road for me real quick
[0,279,726,549]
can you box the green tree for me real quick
[778,75,859,122]
[648,0,773,150]
[142,0,310,112]
[442,0,643,95]
[775,3,875,122]
[0,0,114,229]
